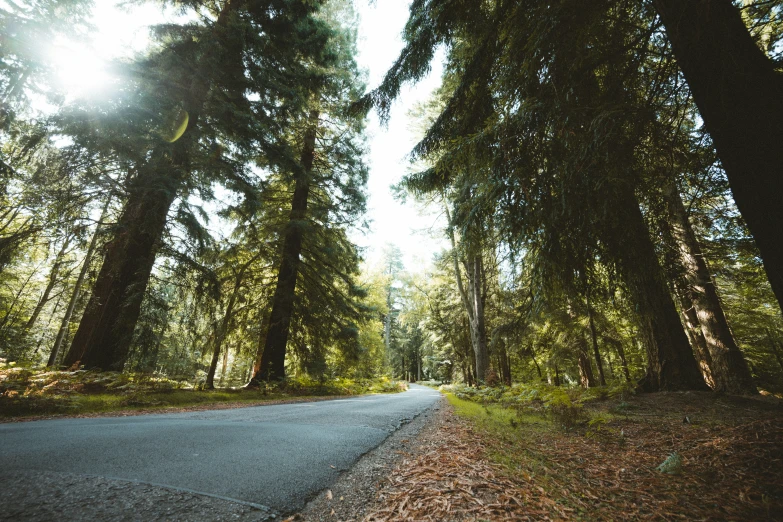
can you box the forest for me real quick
[1,0,783,407]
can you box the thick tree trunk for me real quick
[218,340,230,387]
[49,198,110,368]
[24,234,71,333]
[62,0,243,371]
[610,186,706,391]
[677,289,715,388]
[664,184,756,394]
[653,0,783,313]
[249,110,319,384]
[63,168,181,371]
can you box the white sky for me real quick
[353,2,448,272]
[47,0,448,273]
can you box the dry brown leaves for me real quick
[363,412,561,522]
[363,393,783,521]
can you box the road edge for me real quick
[290,393,446,521]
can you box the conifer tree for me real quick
[61,0,334,370]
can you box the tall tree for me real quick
[663,182,756,394]
[652,0,783,312]
[62,0,331,370]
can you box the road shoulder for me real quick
[291,396,447,521]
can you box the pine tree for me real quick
[61,0,334,370]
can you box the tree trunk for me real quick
[553,364,561,387]
[249,110,319,384]
[586,298,606,386]
[466,254,489,383]
[577,337,596,388]
[206,283,240,389]
[24,234,72,333]
[206,255,257,389]
[63,167,182,371]
[61,0,242,371]
[609,186,706,391]
[529,345,543,380]
[664,183,756,394]
[653,0,783,313]
[49,198,110,367]
[218,340,230,387]
[445,206,490,384]
[605,336,631,383]
[676,285,715,388]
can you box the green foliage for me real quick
[656,452,683,475]
[443,381,634,432]
[0,363,406,418]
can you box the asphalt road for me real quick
[0,384,441,518]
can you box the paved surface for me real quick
[0,384,441,519]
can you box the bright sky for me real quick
[46,0,448,273]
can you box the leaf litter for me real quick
[363,392,783,521]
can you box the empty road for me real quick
[0,384,441,520]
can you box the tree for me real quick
[663,182,756,394]
[62,0,333,370]
[372,0,706,390]
[652,0,783,313]
[249,1,369,382]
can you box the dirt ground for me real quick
[295,390,783,522]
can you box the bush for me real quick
[442,381,634,432]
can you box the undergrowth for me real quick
[446,385,783,520]
[0,363,406,419]
[443,381,633,431]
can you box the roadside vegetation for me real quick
[0,362,406,420]
[445,385,783,520]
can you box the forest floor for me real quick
[343,388,783,521]
[0,366,406,421]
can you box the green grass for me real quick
[445,393,563,493]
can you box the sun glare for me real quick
[48,38,112,97]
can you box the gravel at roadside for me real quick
[291,396,447,522]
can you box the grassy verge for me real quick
[0,367,407,420]
[445,384,783,520]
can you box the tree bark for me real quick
[664,183,756,394]
[577,337,596,389]
[50,199,110,367]
[249,110,319,384]
[446,207,490,384]
[63,166,182,371]
[653,0,783,313]
[586,297,606,386]
[676,288,715,388]
[609,186,706,391]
